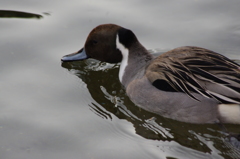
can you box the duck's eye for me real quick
[92,40,98,45]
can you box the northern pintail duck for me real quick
[62,24,240,124]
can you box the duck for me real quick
[61,24,240,124]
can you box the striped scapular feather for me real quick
[146,46,240,104]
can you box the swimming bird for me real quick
[61,24,240,124]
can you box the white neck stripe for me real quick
[116,35,129,83]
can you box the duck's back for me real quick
[146,46,240,104]
[125,46,240,123]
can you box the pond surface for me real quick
[1,0,240,159]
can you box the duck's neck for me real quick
[118,42,153,88]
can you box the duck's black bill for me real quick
[61,48,88,62]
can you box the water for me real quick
[1,0,240,159]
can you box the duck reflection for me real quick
[61,59,240,156]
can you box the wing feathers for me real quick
[146,46,240,104]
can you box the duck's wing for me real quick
[146,46,240,104]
